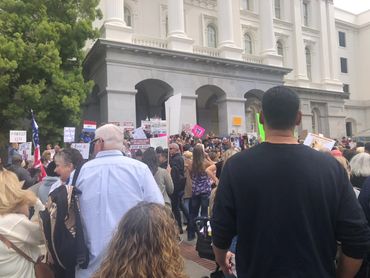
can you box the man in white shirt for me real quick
[75,124,164,278]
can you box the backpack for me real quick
[39,166,89,272]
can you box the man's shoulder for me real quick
[82,153,148,170]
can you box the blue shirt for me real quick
[75,150,164,278]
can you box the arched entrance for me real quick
[135,79,173,127]
[244,89,263,134]
[196,85,226,136]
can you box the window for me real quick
[346,122,352,137]
[303,2,309,26]
[312,108,321,134]
[244,33,252,54]
[207,25,217,48]
[275,0,281,19]
[124,6,132,27]
[343,84,350,93]
[340,57,348,73]
[305,47,311,80]
[338,31,346,47]
[241,0,251,11]
[276,40,283,56]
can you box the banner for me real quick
[192,124,205,138]
[64,127,75,143]
[130,139,151,155]
[303,133,336,151]
[165,94,182,136]
[150,136,168,149]
[71,143,90,159]
[9,130,27,143]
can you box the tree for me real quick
[0,0,101,153]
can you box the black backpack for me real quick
[39,166,89,272]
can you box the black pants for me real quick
[170,190,189,231]
[188,193,209,238]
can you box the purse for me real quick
[0,233,55,278]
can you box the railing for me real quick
[193,46,220,57]
[132,36,168,49]
[242,54,263,64]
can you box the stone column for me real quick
[259,0,282,66]
[105,89,137,123]
[292,0,309,85]
[102,0,132,43]
[217,97,246,136]
[326,0,343,90]
[217,0,242,60]
[167,0,194,52]
[319,0,331,82]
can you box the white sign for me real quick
[64,127,76,143]
[303,133,336,151]
[18,142,32,161]
[165,94,182,136]
[71,143,90,159]
[10,130,27,143]
[150,136,168,149]
[132,127,147,139]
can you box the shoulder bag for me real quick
[0,233,54,278]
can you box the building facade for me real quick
[83,0,368,138]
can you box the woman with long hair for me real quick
[92,202,187,278]
[142,148,174,207]
[187,144,213,241]
[0,170,44,277]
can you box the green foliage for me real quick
[0,0,101,147]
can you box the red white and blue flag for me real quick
[31,110,46,180]
[83,120,97,132]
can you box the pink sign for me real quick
[192,124,205,138]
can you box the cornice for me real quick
[185,0,216,10]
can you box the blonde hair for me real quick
[93,202,187,278]
[0,170,37,215]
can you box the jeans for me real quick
[170,190,189,231]
[188,193,209,238]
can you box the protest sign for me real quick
[10,130,27,143]
[18,142,32,161]
[256,113,265,142]
[232,116,242,126]
[192,124,205,138]
[71,143,90,159]
[64,127,76,143]
[133,127,147,139]
[165,94,182,136]
[130,139,151,155]
[150,136,168,149]
[303,133,336,151]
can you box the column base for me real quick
[101,22,133,43]
[219,45,243,60]
[261,53,283,67]
[294,77,310,88]
[167,35,194,53]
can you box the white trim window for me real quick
[302,1,309,26]
[124,6,132,27]
[207,25,217,48]
[275,0,281,19]
[244,33,253,54]
[305,47,312,80]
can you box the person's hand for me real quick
[218,251,234,276]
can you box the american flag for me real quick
[31,110,46,180]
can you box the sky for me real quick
[334,0,370,14]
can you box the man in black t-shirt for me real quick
[211,86,370,278]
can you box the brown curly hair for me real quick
[92,202,187,278]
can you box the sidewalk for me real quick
[180,234,217,278]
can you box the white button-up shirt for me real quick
[75,150,164,278]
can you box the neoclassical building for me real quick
[83,0,369,138]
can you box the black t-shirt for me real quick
[212,143,370,278]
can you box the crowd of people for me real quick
[1,85,370,277]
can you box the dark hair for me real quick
[262,86,300,130]
[135,149,143,157]
[365,142,370,153]
[46,161,59,177]
[54,148,84,169]
[155,146,163,154]
[191,145,206,177]
[356,142,365,148]
[142,148,158,176]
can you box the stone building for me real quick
[83,0,369,138]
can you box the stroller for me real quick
[195,217,224,278]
